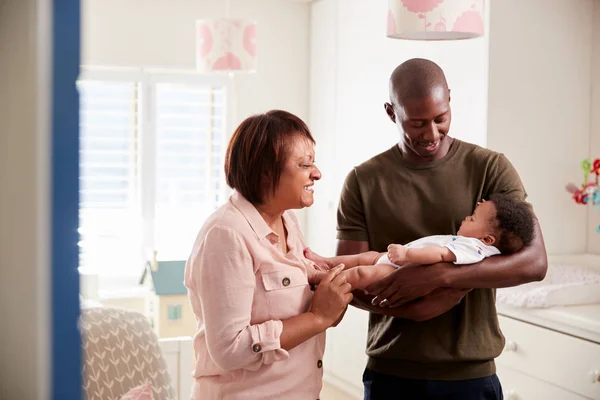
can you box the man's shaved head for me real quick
[384,58,453,163]
[389,58,449,107]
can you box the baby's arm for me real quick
[388,244,456,265]
[340,264,397,291]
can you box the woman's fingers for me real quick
[340,282,352,293]
[331,267,350,285]
[321,264,345,284]
[344,293,354,304]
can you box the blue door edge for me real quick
[51,0,81,399]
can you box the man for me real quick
[335,58,547,399]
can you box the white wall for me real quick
[590,0,600,253]
[307,0,490,254]
[487,0,595,255]
[81,0,310,127]
[308,0,598,258]
[0,1,51,399]
[308,0,490,395]
[81,0,312,229]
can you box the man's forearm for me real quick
[350,291,451,321]
[440,253,545,288]
[351,293,415,318]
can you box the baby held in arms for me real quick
[309,194,535,291]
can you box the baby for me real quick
[309,193,535,291]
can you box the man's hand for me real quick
[351,286,470,321]
[304,247,335,270]
[402,287,471,321]
[387,244,408,264]
[366,263,449,308]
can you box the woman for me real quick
[184,110,353,399]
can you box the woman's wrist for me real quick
[307,311,329,332]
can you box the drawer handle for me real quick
[505,390,519,400]
[504,340,518,352]
[589,370,600,383]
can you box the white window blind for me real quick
[154,83,227,259]
[78,74,228,287]
[78,80,142,277]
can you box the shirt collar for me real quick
[230,191,297,249]
[230,191,283,241]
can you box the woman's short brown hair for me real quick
[224,110,315,205]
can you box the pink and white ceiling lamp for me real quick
[196,19,257,73]
[387,0,485,40]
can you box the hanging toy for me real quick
[593,158,600,207]
[593,158,600,177]
[566,157,600,232]
[582,159,591,184]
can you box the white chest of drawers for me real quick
[496,311,600,399]
[495,254,600,400]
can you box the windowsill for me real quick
[98,286,148,300]
[80,271,149,301]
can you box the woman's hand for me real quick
[309,265,353,329]
[304,247,335,270]
[307,268,327,285]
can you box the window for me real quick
[154,83,227,259]
[79,81,141,280]
[78,69,229,293]
[167,304,183,321]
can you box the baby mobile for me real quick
[566,158,600,233]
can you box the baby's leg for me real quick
[340,264,397,291]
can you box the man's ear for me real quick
[384,102,396,123]
[482,234,496,246]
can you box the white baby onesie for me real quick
[376,235,500,267]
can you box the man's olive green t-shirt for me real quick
[336,139,528,381]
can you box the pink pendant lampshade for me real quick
[196,19,257,72]
[387,0,485,40]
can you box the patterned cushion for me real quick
[120,382,153,400]
[81,307,176,400]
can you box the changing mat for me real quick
[496,264,600,308]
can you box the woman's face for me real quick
[272,135,321,210]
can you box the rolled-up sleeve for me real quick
[337,168,369,242]
[485,153,527,201]
[190,225,289,371]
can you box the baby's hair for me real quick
[488,194,535,254]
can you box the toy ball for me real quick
[565,183,579,194]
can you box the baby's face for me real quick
[457,200,497,239]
